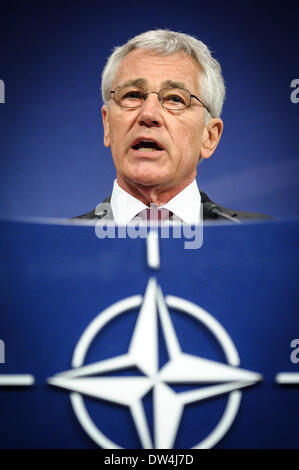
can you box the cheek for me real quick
[173,126,200,157]
[109,113,134,147]
[170,117,201,147]
[175,126,203,169]
[185,121,203,152]
[109,119,125,152]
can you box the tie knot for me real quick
[139,206,172,222]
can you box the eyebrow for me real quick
[161,79,187,89]
[121,78,147,88]
[120,78,188,90]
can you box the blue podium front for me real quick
[0,219,298,449]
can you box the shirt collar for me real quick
[163,179,201,224]
[110,180,147,224]
[110,179,201,224]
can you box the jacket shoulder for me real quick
[70,197,112,221]
[200,191,272,220]
[70,208,97,220]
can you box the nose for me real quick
[137,92,162,128]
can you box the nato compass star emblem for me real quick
[48,275,262,449]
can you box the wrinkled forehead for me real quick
[112,48,202,93]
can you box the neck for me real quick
[116,175,196,206]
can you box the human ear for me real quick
[102,105,110,147]
[200,118,223,159]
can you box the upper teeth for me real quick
[138,147,157,152]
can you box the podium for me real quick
[0,219,298,449]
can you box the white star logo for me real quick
[48,278,262,449]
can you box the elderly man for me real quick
[75,29,268,223]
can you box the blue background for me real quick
[0,0,298,219]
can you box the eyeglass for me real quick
[110,85,211,114]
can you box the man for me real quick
[74,29,269,223]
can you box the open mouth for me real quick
[132,139,164,153]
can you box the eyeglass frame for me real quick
[110,85,211,115]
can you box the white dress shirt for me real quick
[110,179,202,224]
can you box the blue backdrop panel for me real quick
[0,0,299,219]
[0,219,298,448]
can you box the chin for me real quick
[125,167,168,187]
[133,170,168,185]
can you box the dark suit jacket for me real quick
[72,191,271,222]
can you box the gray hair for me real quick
[101,29,225,119]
